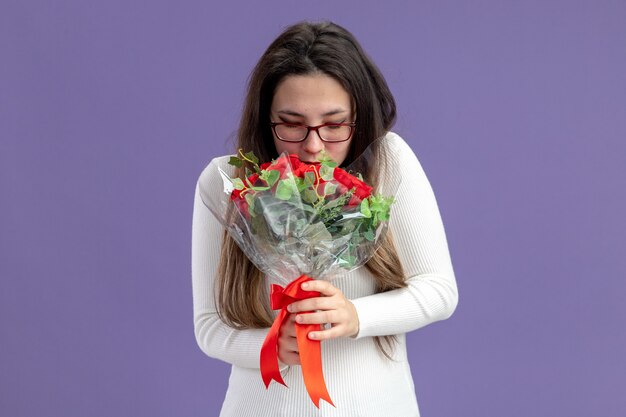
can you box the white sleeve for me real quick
[191,163,288,370]
[350,134,459,339]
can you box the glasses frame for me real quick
[270,121,357,143]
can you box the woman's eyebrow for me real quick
[277,109,348,117]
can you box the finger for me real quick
[282,326,297,338]
[279,324,296,337]
[295,310,338,325]
[289,296,337,313]
[301,280,340,297]
[280,351,301,365]
[279,333,299,351]
[307,325,344,341]
[281,317,298,337]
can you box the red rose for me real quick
[293,161,336,196]
[292,160,319,177]
[333,168,373,207]
[230,172,260,219]
[263,154,302,179]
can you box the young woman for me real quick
[192,20,459,416]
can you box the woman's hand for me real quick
[278,313,301,366]
[287,280,360,341]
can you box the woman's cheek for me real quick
[330,143,351,165]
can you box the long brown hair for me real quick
[215,20,408,360]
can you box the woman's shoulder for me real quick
[384,131,416,157]
[380,130,423,172]
[195,153,237,203]
[197,154,235,182]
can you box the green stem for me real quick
[237,148,261,173]
[312,168,325,207]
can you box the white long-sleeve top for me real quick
[191,131,459,417]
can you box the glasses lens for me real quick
[275,124,308,142]
[319,125,352,142]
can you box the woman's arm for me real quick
[191,157,294,371]
[191,162,288,370]
[349,133,459,339]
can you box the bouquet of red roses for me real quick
[201,135,400,408]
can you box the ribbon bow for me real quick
[260,274,335,408]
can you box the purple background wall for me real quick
[2,1,625,416]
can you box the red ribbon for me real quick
[260,274,335,408]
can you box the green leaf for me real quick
[244,151,259,165]
[321,192,349,210]
[250,185,271,191]
[293,218,308,234]
[339,220,358,234]
[318,150,338,167]
[304,171,316,187]
[363,227,375,241]
[302,188,318,204]
[323,182,337,196]
[337,254,357,268]
[320,164,335,181]
[275,180,293,200]
[301,221,333,242]
[228,156,243,168]
[259,170,280,189]
[232,178,245,190]
[368,195,395,226]
[265,170,280,187]
[293,176,306,192]
[321,159,338,169]
[244,193,255,214]
[360,198,371,218]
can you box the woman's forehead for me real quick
[271,74,352,115]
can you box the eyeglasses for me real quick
[270,121,356,143]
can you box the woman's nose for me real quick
[302,129,325,154]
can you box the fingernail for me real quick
[302,283,309,289]
[309,332,316,339]
[296,315,302,323]
[287,305,293,312]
